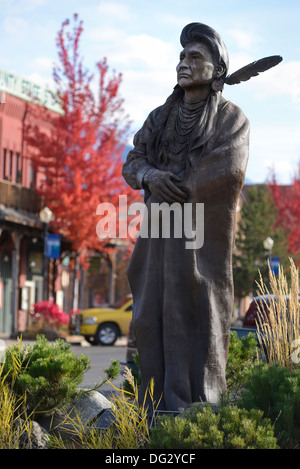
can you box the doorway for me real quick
[0,251,12,334]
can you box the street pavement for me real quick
[69,336,128,394]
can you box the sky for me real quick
[0,0,300,184]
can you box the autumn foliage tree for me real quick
[25,14,138,266]
[269,163,300,262]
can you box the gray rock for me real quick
[17,420,50,449]
[36,390,112,440]
[68,390,112,425]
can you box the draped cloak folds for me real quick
[122,89,249,411]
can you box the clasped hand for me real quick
[144,168,188,204]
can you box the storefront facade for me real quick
[0,70,60,334]
[0,69,133,335]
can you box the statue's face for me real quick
[176,42,216,90]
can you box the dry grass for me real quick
[0,340,35,449]
[255,258,300,370]
[49,367,156,449]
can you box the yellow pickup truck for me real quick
[77,297,133,346]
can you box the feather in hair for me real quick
[225,55,283,85]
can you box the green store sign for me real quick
[0,68,63,114]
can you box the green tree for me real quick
[233,184,288,298]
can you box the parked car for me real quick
[76,296,133,346]
[243,295,275,328]
[243,293,300,328]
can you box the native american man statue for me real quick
[122,22,282,412]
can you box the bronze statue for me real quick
[122,22,282,412]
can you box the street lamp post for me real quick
[263,237,274,259]
[40,207,53,301]
[263,237,274,280]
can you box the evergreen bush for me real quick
[226,330,258,400]
[149,403,278,449]
[1,335,90,416]
[240,362,300,448]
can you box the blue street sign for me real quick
[270,257,280,275]
[46,234,61,259]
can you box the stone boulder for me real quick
[36,390,112,440]
[17,420,50,449]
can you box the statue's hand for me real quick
[143,168,188,204]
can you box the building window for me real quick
[4,150,13,181]
[15,152,22,184]
[29,162,36,189]
[2,148,7,179]
[8,151,13,181]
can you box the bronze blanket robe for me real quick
[122,92,249,411]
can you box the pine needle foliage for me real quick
[240,363,300,448]
[149,403,279,449]
[1,335,90,416]
[226,330,258,401]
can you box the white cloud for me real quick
[249,61,300,104]
[226,55,300,109]
[30,56,54,72]
[3,16,28,38]
[227,29,262,51]
[121,68,176,129]
[1,0,48,14]
[160,13,191,28]
[26,72,54,89]
[88,26,124,43]
[89,31,178,128]
[97,1,133,22]
[89,29,178,72]
[248,122,300,183]
[227,52,255,75]
[111,34,177,71]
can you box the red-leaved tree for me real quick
[269,162,300,261]
[24,14,140,306]
[26,14,137,254]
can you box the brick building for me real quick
[0,69,63,335]
[0,69,131,336]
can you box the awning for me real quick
[0,204,43,229]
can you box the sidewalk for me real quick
[0,332,86,346]
[0,332,127,347]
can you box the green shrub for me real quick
[1,335,90,416]
[149,403,278,449]
[240,363,300,448]
[226,330,258,400]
